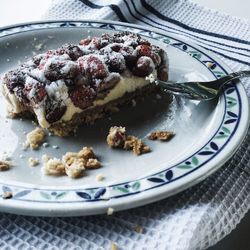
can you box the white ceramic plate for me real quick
[0,20,249,216]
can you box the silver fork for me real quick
[155,70,250,100]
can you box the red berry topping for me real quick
[45,101,67,123]
[44,59,78,81]
[78,55,108,79]
[56,44,83,61]
[69,85,96,109]
[3,70,26,92]
[79,38,91,46]
[133,56,154,77]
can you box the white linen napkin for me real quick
[0,1,249,249]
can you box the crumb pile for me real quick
[43,147,101,178]
[107,126,150,155]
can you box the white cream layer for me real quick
[2,71,156,128]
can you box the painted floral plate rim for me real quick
[0,20,249,216]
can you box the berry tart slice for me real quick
[1,32,169,136]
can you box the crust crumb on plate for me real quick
[0,161,11,171]
[124,135,151,155]
[148,131,175,141]
[26,127,46,149]
[43,158,66,176]
[107,126,150,155]
[96,174,105,181]
[28,157,39,167]
[42,147,101,179]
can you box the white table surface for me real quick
[0,0,249,249]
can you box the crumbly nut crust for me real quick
[43,158,65,176]
[28,157,39,167]
[107,127,151,155]
[148,131,174,141]
[85,158,101,169]
[26,127,46,149]
[42,147,101,179]
[107,126,126,148]
[124,136,151,155]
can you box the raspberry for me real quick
[133,56,154,77]
[56,44,83,60]
[138,37,151,46]
[136,44,152,57]
[95,73,120,92]
[3,70,26,92]
[32,54,44,65]
[44,60,78,81]
[69,85,96,109]
[24,80,47,104]
[45,100,67,123]
[106,53,126,73]
[78,55,108,79]
[100,33,113,47]
[89,37,101,50]
[119,46,137,68]
[79,38,91,46]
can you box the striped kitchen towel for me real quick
[0,1,249,250]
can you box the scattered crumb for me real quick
[85,158,101,169]
[52,145,59,149]
[145,73,156,83]
[148,131,175,141]
[42,147,101,178]
[124,136,151,155]
[19,154,25,159]
[0,161,11,171]
[107,126,126,148]
[48,132,53,136]
[42,142,49,148]
[42,158,65,176]
[26,127,46,149]
[63,147,101,178]
[33,37,37,41]
[63,152,85,178]
[28,157,39,167]
[107,207,114,215]
[107,127,150,155]
[6,58,10,62]
[96,174,104,181]
[2,192,12,199]
[42,154,50,163]
[111,242,118,250]
[133,225,144,233]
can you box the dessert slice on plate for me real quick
[1,31,169,136]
